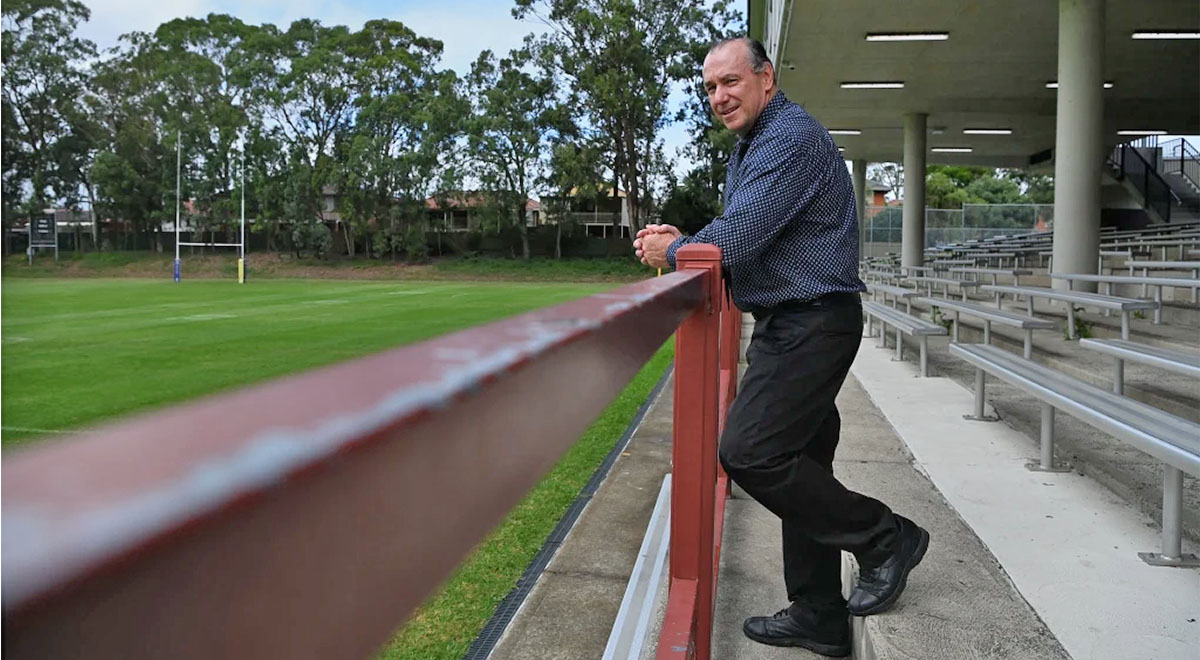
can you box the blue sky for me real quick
[78,0,701,180]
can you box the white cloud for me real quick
[76,0,543,74]
[78,0,210,50]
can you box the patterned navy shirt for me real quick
[666,91,865,312]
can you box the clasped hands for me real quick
[633,224,682,270]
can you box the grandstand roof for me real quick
[754,0,1199,167]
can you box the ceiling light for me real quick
[963,129,1012,135]
[865,33,949,42]
[931,147,973,153]
[840,82,904,89]
[1131,31,1200,40]
[1117,130,1167,136]
[837,147,846,152]
[1045,81,1115,89]
[829,129,861,135]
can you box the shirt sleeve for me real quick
[667,133,826,270]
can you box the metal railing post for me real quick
[664,245,722,660]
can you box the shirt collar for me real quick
[742,90,788,144]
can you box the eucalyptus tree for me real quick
[1,0,97,225]
[513,0,713,235]
[465,47,557,260]
[337,19,463,258]
[87,34,177,249]
[245,18,357,237]
[144,15,259,242]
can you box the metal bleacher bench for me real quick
[1051,273,1200,321]
[949,342,1200,568]
[918,296,1056,358]
[904,276,981,300]
[862,301,946,377]
[979,284,1158,340]
[1079,338,1200,395]
[866,282,921,312]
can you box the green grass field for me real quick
[2,276,674,659]
[1,278,625,444]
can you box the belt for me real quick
[751,291,861,320]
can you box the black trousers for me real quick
[719,293,898,611]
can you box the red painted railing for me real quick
[2,244,739,660]
[656,245,740,660]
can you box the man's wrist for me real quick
[665,235,687,269]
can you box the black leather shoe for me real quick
[742,607,850,657]
[847,514,930,616]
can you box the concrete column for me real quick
[1051,0,1104,291]
[852,159,868,260]
[902,113,927,268]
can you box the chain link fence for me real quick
[863,204,1053,257]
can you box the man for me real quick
[634,37,929,657]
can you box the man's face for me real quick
[703,43,774,137]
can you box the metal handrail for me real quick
[1160,137,1200,195]
[1121,144,1177,222]
[2,261,729,660]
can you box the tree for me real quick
[514,0,715,235]
[145,15,258,244]
[660,168,720,235]
[675,1,741,201]
[545,140,605,259]
[337,19,461,259]
[1,0,97,226]
[868,162,903,201]
[465,47,557,260]
[88,32,178,250]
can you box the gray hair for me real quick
[708,37,773,75]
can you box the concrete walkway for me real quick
[713,373,1070,660]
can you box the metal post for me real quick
[174,130,181,283]
[1067,304,1076,339]
[1152,286,1161,324]
[1121,311,1130,340]
[1024,331,1033,359]
[953,312,960,342]
[1161,467,1183,560]
[895,327,903,361]
[239,140,246,284]
[1026,403,1071,472]
[919,337,928,377]
[973,369,986,418]
[1028,296,1035,316]
[1139,466,1200,566]
[983,320,992,344]
[878,320,887,348]
[1040,405,1054,468]
[1113,359,1124,395]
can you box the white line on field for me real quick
[2,336,32,343]
[165,313,238,322]
[304,299,349,305]
[2,426,88,435]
